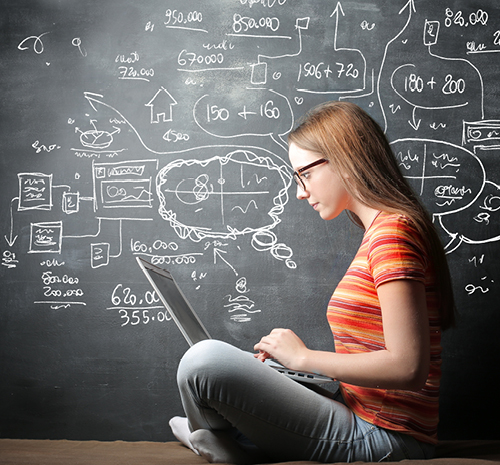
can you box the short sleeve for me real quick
[367,216,427,288]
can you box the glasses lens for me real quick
[293,172,305,191]
[292,158,327,192]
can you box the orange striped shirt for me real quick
[327,212,442,444]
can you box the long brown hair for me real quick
[288,101,455,330]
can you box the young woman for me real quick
[169,101,455,463]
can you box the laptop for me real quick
[136,257,333,384]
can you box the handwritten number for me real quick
[119,309,130,326]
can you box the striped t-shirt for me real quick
[327,211,442,444]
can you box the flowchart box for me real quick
[18,173,53,211]
[29,221,63,254]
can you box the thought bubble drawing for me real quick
[157,148,291,244]
[390,138,496,252]
[391,138,485,216]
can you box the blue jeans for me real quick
[177,340,435,463]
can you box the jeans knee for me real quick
[177,340,233,385]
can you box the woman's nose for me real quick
[296,183,309,200]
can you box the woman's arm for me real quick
[254,279,430,391]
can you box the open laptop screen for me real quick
[137,257,333,384]
[137,258,210,346]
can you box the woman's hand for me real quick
[254,328,309,370]
[253,281,431,390]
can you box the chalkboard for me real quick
[1,0,499,442]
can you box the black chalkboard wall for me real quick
[1,0,499,442]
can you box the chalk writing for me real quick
[3,0,500,332]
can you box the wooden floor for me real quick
[0,439,499,465]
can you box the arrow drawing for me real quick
[408,106,421,130]
[213,248,238,276]
[4,197,19,247]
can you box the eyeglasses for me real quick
[292,158,328,191]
